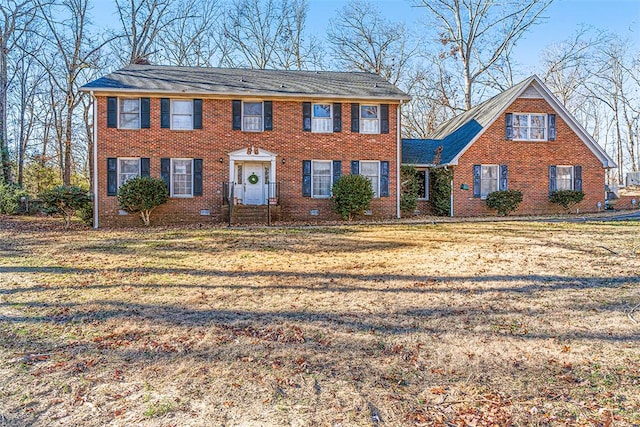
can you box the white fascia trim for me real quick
[396,103,401,218]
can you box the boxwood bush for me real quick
[117,176,169,226]
[331,174,374,221]
[550,190,584,210]
[39,185,91,229]
[485,190,523,216]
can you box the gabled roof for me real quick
[80,65,410,101]
[402,75,616,168]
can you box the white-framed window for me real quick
[311,160,332,198]
[171,100,193,130]
[117,158,140,188]
[171,158,193,197]
[360,161,380,197]
[360,105,380,134]
[243,101,263,132]
[417,169,429,200]
[119,98,140,129]
[312,103,332,133]
[556,165,573,191]
[480,165,499,199]
[513,113,546,141]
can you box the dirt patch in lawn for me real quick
[0,217,639,426]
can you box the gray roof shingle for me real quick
[80,65,410,101]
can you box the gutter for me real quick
[90,91,99,229]
[396,103,402,219]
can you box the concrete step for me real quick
[229,205,280,225]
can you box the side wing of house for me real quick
[452,79,613,216]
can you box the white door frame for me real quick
[228,147,277,204]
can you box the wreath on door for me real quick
[248,173,259,185]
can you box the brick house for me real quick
[80,65,410,227]
[402,75,616,216]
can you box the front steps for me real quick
[225,205,281,225]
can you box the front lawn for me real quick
[0,218,638,425]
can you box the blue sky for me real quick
[92,0,640,69]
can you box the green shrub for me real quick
[429,167,452,216]
[0,183,29,214]
[550,190,585,210]
[39,185,91,229]
[77,202,94,227]
[331,174,374,221]
[400,165,421,216]
[486,190,523,216]
[117,176,169,226]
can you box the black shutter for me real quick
[333,103,342,132]
[160,98,170,128]
[140,98,150,129]
[107,97,117,128]
[193,99,202,129]
[194,158,203,196]
[574,165,582,191]
[107,158,117,196]
[548,114,556,141]
[332,160,342,184]
[232,100,242,130]
[499,165,508,191]
[264,101,273,131]
[302,160,311,197]
[549,165,557,195]
[141,158,150,177]
[380,104,389,134]
[302,102,311,132]
[161,158,171,190]
[351,160,359,175]
[505,113,513,140]
[351,103,359,133]
[380,161,389,197]
[473,165,481,198]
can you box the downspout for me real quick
[396,102,402,219]
[90,91,99,229]
[450,168,454,217]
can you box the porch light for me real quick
[282,158,286,164]
[219,157,224,163]
[460,184,469,190]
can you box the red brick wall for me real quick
[453,97,607,216]
[95,96,399,226]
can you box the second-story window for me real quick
[172,100,193,130]
[513,113,546,141]
[312,104,332,133]
[119,98,140,129]
[360,105,380,134]
[243,101,263,132]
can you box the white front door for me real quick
[243,163,265,205]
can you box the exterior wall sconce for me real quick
[460,184,469,190]
[281,158,286,164]
[219,158,224,163]
[632,199,637,208]
[597,201,602,211]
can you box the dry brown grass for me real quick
[0,216,639,426]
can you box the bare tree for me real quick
[35,0,109,185]
[417,0,552,109]
[222,0,310,69]
[0,0,37,183]
[328,0,415,84]
[115,0,177,65]
[274,0,323,70]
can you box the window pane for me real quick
[312,118,332,133]
[172,100,192,114]
[417,170,426,199]
[360,118,379,133]
[120,99,139,114]
[172,115,193,130]
[119,99,140,129]
[360,161,379,197]
[118,159,139,187]
[361,105,378,119]
[244,102,262,116]
[312,161,331,197]
[244,116,262,131]
[172,159,193,196]
[313,104,331,118]
[556,166,572,190]
[120,113,139,129]
[480,165,498,198]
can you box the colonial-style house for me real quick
[402,75,616,216]
[80,65,409,226]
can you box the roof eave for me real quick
[78,86,411,102]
